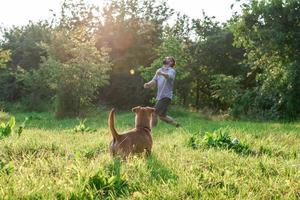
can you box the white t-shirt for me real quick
[152,66,176,100]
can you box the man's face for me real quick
[167,59,174,67]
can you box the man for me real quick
[144,57,180,128]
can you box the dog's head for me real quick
[132,106,155,127]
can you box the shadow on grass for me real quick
[105,157,122,177]
[146,154,178,183]
[65,158,131,199]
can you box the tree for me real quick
[140,13,194,106]
[41,30,111,117]
[0,22,51,101]
[231,0,300,119]
[1,22,51,70]
[0,49,10,68]
[140,36,192,105]
[211,74,241,110]
[95,0,174,107]
[190,14,245,109]
[0,49,11,106]
[39,1,111,117]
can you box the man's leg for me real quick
[159,115,180,127]
[151,112,158,128]
[152,98,180,127]
[152,98,164,128]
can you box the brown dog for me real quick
[108,106,154,159]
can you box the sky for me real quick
[0,0,241,28]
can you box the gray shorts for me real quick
[154,97,171,117]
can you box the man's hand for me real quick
[156,70,169,79]
[144,80,156,89]
[156,70,163,76]
[144,83,150,88]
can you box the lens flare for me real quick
[130,69,135,75]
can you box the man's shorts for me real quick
[154,97,171,117]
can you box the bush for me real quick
[21,67,54,112]
[0,159,14,175]
[41,29,111,118]
[0,117,15,139]
[231,0,300,120]
[0,110,10,121]
[188,128,252,155]
[70,160,131,199]
[73,119,96,134]
[87,170,129,198]
[211,74,241,111]
[16,117,29,137]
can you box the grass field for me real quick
[0,108,299,199]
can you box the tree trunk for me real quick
[195,78,200,108]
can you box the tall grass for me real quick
[0,109,299,199]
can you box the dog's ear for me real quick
[146,107,155,113]
[132,106,141,113]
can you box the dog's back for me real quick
[108,108,153,159]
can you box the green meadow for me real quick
[0,109,299,199]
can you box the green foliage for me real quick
[0,110,299,199]
[231,0,300,119]
[188,13,244,109]
[202,129,251,155]
[1,0,300,120]
[140,14,194,106]
[96,0,174,108]
[0,159,14,175]
[0,117,15,139]
[44,34,111,117]
[140,34,192,105]
[73,119,96,134]
[211,74,241,110]
[66,159,130,199]
[187,135,199,150]
[188,128,252,155]
[193,15,245,76]
[0,22,51,102]
[0,49,11,68]
[39,1,111,117]
[1,21,51,70]
[86,170,129,198]
[0,113,30,138]
[0,65,28,102]
[18,63,54,112]
[0,110,10,121]
[141,36,191,81]
[16,117,29,137]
